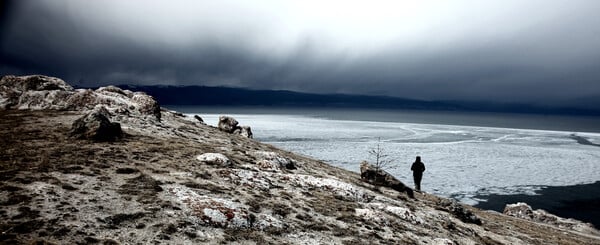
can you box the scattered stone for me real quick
[504,202,598,234]
[194,115,204,123]
[196,153,232,167]
[70,106,123,142]
[436,199,481,225]
[360,161,414,198]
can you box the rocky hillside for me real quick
[1,75,599,244]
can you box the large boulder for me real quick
[0,75,74,109]
[1,75,73,92]
[218,116,238,133]
[0,75,161,120]
[131,92,162,120]
[70,106,123,142]
[93,86,161,120]
[503,202,598,234]
[218,116,253,138]
[360,161,414,198]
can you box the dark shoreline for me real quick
[570,134,600,147]
[474,181,600,228]
[166,105,600,133]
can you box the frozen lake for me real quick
[176,107,600,205]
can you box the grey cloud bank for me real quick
[1,0,600,108]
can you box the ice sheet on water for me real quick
[195,113,600,205]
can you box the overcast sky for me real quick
[1,0,600,107]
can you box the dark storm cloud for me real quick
[2,0,600,108]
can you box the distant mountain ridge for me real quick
[112,85,600,116]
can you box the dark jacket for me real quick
[411,161,425,174]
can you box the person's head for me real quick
[416,156,421,162]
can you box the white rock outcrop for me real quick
[504,202,599,235]
[196,153,232,167]
[167,185,283,229]
[249,151,297,172]
[0,75,161,120]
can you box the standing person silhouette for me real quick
[411,156,426,191]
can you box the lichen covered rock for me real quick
[70,106,123,142]
[218,116,253,138]
[196,153,232,167]
[1,75,74,109]
[1,75,73,92]
[0,75,161,120]
[218,116,238,133]
[249,151,297,172]
[167,185,284,230]
[504,202,598,234]
[131,92,162,120]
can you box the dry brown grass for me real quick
[1,110,600,245]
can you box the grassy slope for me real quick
[0,109,599,244]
